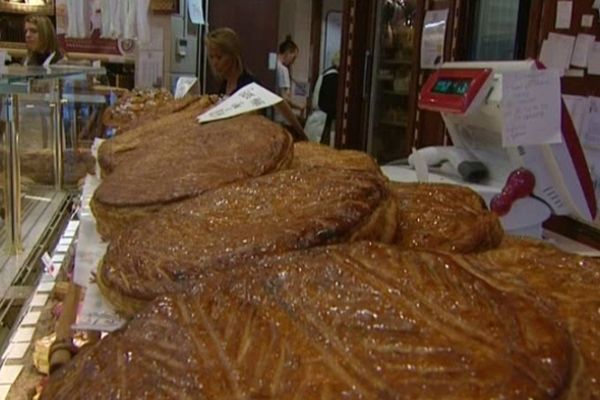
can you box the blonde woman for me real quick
[205,27,307,141]
[23,15,63,66]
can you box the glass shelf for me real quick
[0,65,106,86]
[0,65,106,309]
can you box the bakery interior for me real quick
[0,0,599,398]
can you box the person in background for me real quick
[23,15,63,66]
[275,35,305,119]
[316,51,340,145]
[304,51,340,144]
[205,27,307,141]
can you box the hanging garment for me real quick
[136,0,151,44]
[100,0,111,38]
[66,0,89,38]
[123,0,136,39]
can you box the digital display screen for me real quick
[432,78,472,96]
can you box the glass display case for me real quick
[366,0,416,164]
[0,64,105,316]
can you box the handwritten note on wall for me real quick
[502,69,562,147]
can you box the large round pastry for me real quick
[91,114,294,240]
[43,242,577,399]
[97,167,398,315]
[97,95,214,175]
[290,141,381,173]
[391,182,503,253]
[465,237,600,398]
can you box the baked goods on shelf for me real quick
[465,237,600,398]
[0,148,95,186]
[101,88,201,135]
[97,96,214,174]
[290,141,382,173]
[97,167,398,316]
[391,182,503,253]
[43,242,576,399]
[91,114,293,240]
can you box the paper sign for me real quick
[571,34,595,68]
[20,311,41,326]
[581,14,594,28]
[188,0,205,25]
[41,252,58,278]
[556,1,573,29]
[37,281,55,293]
[421,9,448,69]
[0,365,23,385]
[563,95,590,138]
[3,343,29,360]
[502,69,562,147]
[174,77,198,99]
[55,244,70,253]
[11,327,35,343]
[74,282,125,332]
[539,33,575,74]
[30,293,49,308]
[198,83,282,123]
[583,97,600,149]
[588,42,600,75]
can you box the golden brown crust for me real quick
[97,96,214,175]
[461,237,600,398]
[101,89,197,133]
[391,182,503,253]
[92,115,293,240]
[98,168,397,315]
[291,141,382,173]
[44,242,575,399]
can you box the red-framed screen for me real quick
[419,68,492,114]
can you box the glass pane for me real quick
[368,0,416,164]
[472,0,521,61]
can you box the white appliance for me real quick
[383,60,597,237]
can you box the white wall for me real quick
[278,0,312,98]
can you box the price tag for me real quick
[41,252,58,278]
[198,83,282,123]
[174,77,198,99]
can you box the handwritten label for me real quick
[74,283,125,332]
[198,83,282,123]
[502,69,562,147]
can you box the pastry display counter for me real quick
[0,65,105,373]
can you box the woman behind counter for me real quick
[23,15,63,66]
[205,27,307,141]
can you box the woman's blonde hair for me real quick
[25,15,61,55]
[205,27,243,79]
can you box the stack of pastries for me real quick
[41,113,600,399]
